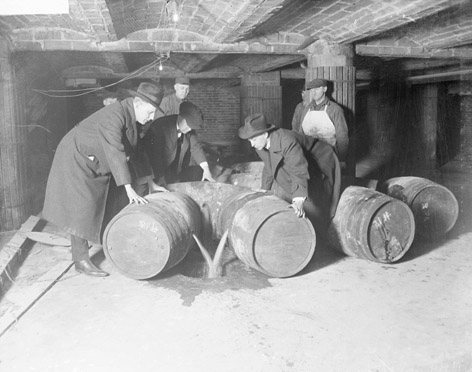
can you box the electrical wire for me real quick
[32,56,168,98]
[32,58,161,97]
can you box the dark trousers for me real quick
[71,235,89,261]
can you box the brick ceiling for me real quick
[0,0,471,82]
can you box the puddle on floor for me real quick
[146,239,272,306]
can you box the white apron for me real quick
[301,105,336,147]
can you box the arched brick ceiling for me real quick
[0,0,471,80]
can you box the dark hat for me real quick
[179,101,203,130]
[306,78,328,89]
[238,113,276,140]
[175,76,190,85]
[129,82,164,108]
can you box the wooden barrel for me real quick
[230,195,316,277]
[328,186,415,263]
[103,192,201,279]
[167,182,264,239]
[168,182,316,277]
[380,177,459,239]
[226,161,264,189]
[215,188,266,236]
[229,161,264,174]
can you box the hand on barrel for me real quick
[201,163,216,182]
[290,197,305,218]
[125,184,148,205]
[149,180,168,193]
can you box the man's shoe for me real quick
[74,258,109,277]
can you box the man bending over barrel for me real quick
[142,101,215,185]
[238,113,341,232]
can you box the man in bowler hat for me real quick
[292,78,349,161]
[143,101,215,185]
[239,113,341,230]
[42,82,164,277]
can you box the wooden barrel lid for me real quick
[103,209,171,280]
[367,199,415,262]
[410,185,459,238]
[231,195,316,277]
[252,209,316,277]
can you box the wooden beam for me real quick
[356,44,472,59]
[406,68,472,84]
[252,55,305,73]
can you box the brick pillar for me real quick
[0,40,29,230]
[414,84,438,176]
[305,40,355,175]
[240,72,282,127]
[458,84,472,167]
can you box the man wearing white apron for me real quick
[292,78,349,161]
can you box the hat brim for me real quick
[128,90,161,108]
[238,124,276,140]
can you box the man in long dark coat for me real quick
[239,113,341,232]
[143,101,215,184]
[42,82,164,277]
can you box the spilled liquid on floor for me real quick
[147,239,272,306]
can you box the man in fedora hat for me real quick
[143,101,215,184]
[239,113,341,228]
[292,78,349,161]
[155,75,191,118]
[42,82,165,277]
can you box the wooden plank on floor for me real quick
[0,260,73,337]
[0,244,101,337]
[0,215,41,292]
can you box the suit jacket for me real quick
[257,129,310,200]
[256,128,341,219]
[42,98,144,242]
[143,115,207,180]
[293,131,341,218]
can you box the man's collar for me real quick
[265,136,271,150]
[308,96,329,110]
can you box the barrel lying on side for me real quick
[328,186,415,263]
[168,182,316,278]
[227,161,264,190]
[103,192,202,279]
[230,195,316,277]
[380,176,459,239]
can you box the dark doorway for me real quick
[281,79,304,129]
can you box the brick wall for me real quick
[187,79,242,162]
[459,86,472,168]
[13,52,68,217]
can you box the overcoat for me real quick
[256,128,341,219]
[42,98,144,243]
[257,129,310,200]
[143,115,206,181]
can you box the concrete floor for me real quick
[0,163,471,372]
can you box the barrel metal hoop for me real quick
[365,199,392,262]
[366,199,415,263]
[250,209,316,277]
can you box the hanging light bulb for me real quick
[159,61,163,71]
[172,11,180,23]
[166,0,180,23]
